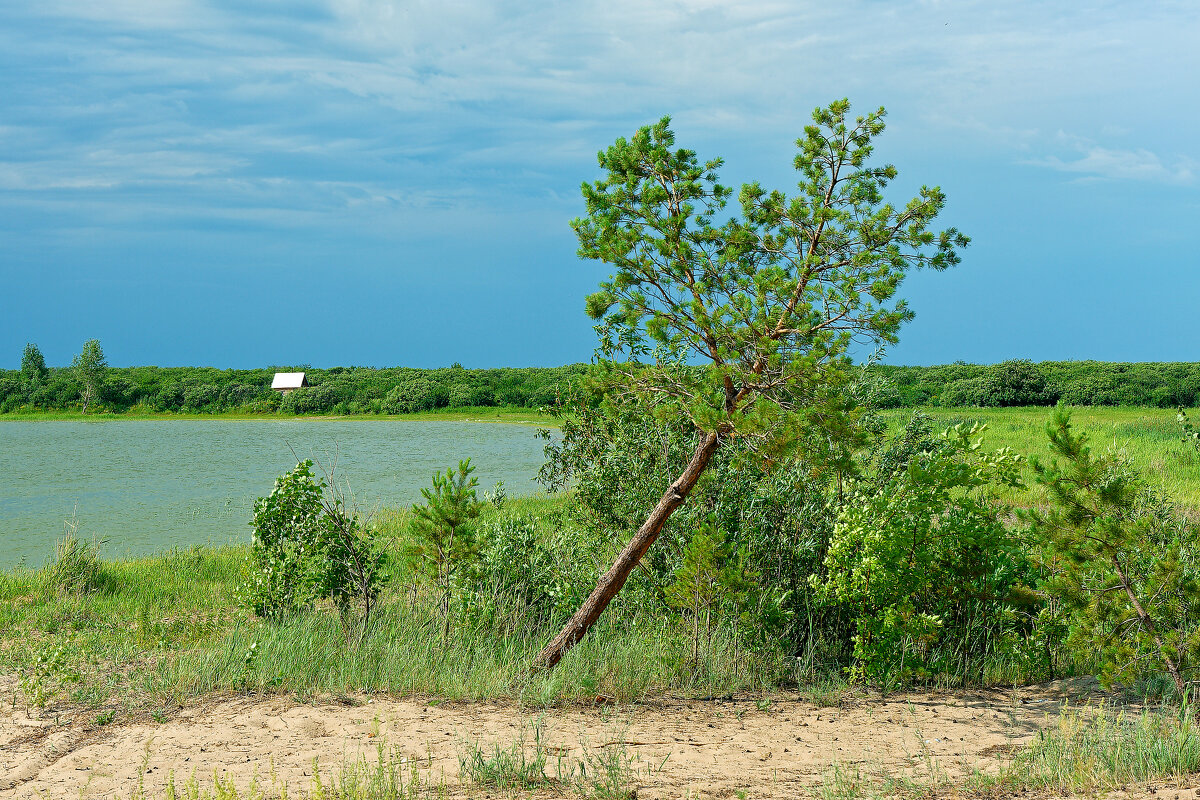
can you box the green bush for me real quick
[817,417,1028,688]
[247,461,326,616]
[385,378,448,413]
[247,460,383,636]
[539,385,847,663]
[939,376,987,406]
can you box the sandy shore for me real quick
[1,677,1179,799]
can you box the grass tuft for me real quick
[977,702,1200,794]
[45,510,104,595]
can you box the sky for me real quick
[1,1,1198,369]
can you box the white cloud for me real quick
[1028,133,1195,185]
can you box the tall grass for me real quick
[978,703,1200,794]
[151,590,787,706]
[2,523,790,710]
[44,508,104,594]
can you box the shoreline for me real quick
[0,406,559,426]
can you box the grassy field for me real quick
[0,495,785,717]
[882,406,1200,511]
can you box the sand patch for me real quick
[0,678,1160,799]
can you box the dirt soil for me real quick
[0,677,1185,799]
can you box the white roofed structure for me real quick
[272,372,308,394]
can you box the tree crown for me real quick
[575,100,967,438]
[21,342,47,383]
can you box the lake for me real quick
[0,419,550,570]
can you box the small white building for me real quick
[271,372,308,395]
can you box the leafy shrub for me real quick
[183,383,221,411]
[448,383,492,408]
[939,377,986,406]
[538,385,846,660]
[247,461,326,616]
[980,359,1053,406]
[247,460,383,636]
[817,418,1027,688]
[466,515,582,626]
[385,378,449,413]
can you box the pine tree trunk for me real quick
[1113,556,1186,696]
[533,430,724,671]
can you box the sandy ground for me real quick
[0,677,1188,799]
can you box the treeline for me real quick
[0,362,588,415]
[873,359,1200,408]
[5,356,1200,415]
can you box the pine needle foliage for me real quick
[409,458,484,633]
[664,518,754,664]
[1028,406,1200,695]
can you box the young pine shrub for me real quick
[1028,407,1200,696]
[664,518,754,665]
[408,458,484,636]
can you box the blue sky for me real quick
[1,1,1197,369]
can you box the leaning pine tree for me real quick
[533,99,968,670]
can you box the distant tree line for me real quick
[4,346,1200,414]
[872,359,1200,408]
[0,343,588,414]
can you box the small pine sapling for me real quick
[1029,407,1200,696]
[410,458,484,635]
[665,518,754,664]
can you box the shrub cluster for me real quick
[247,460,384,639]
[238,388,1200,694]
[530,389,1200,692]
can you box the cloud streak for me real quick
[1030,144,1195,185]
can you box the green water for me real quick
[0,419,549,569]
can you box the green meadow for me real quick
[885,406,1200,511]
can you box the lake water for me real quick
[0,419,549,569]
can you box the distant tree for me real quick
[533,99,967,670]
[71,339,107,413]
[21,343,47,385]
[980,359,1052,406]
